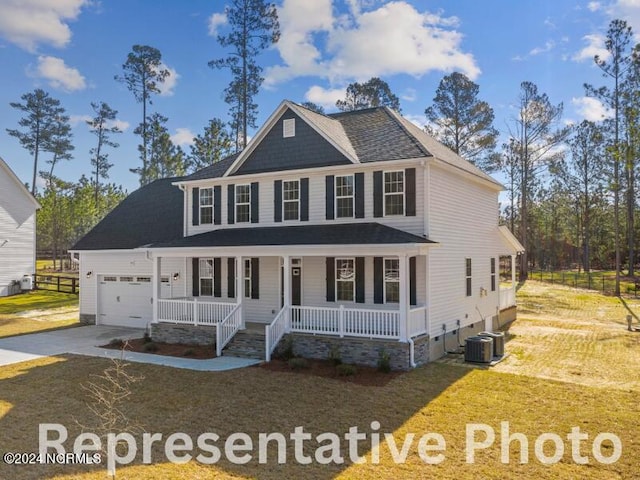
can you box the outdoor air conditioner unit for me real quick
[465,336,493,363]
[478,331,505,357]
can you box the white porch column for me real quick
[152,256,161,324]
[399,254,409,341]
[511,254,517,288]
[236,256,245,328]
[283,255,291,308]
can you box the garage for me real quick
[97,275,153,328]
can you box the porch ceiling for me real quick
[150,222,435,250]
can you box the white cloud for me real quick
[171,128,195,147]
[266,0,479,86]
[109,119,130,132]
[401,88,417,102]
[156,63,179,96]
[35,55,86,91]
[588,1,602,11]
[0,0,88,52]
[529,40,555,56]
[572,34,610,62]
[208,12,227,37]
[572,96,613,121]
[304,85,346,109]
[607,0,640,35]
[404,114,427,129]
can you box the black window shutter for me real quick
[274,180,282,222]
[355,257,365,303]
[213,186,221,225]
[405,168,416,217]
[251,182,259,223]
[213,257,221,297]
[251,257,259,299]
[192,187,200,226]
[300,177,309,221]
[192,257,200,297]
[325,175,335,220]
[373,171,383,217]
[326,257,335,302]
[373,257,383,304]
[227,258,235,298]
[227,184,235,224]
[410,256,417,306]
[355,172,365,218]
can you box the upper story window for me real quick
[465,258,472,297]
[384,171,404,216]
[384,258,400,303]
[336,258,355,302]
[283,180,300,221]
[335,175,354,218]
[236,184,250,223]
[200,188,213,224]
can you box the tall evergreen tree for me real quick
[6,89,66,194]
[41,111,73,188]
[188,118,233,172]
[424,72,499,171]
[336,77,401,112]
[209,0,280,151]
[135,113,186,181]
[87,101,121,207]
[584,19,634,292]
[115,45,170,184]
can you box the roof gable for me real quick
[231,106,353,176]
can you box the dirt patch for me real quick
[15,306,79,322]
[258,358,402,386]
[102,338,216,359]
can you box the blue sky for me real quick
[0,0,638,194]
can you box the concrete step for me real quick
[223,331,265,360]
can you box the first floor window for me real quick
[335,175,354,218]
[283,180,300,220]
[200,188,213,224]
[465,258,472,297]
[384,258,400,303]
[336,258,355,301]
[236,185,250,222]
[200,258,214,296]
[384,171,404,215]
[244,259,251,298]
[491,258,496,292]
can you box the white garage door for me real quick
[98,275,153,328]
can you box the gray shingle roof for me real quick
[181,153,238,181]
[71,177,184,250]
[151,222,434,248]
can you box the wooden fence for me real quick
[34,275,79,295]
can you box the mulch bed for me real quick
[101,338,216,359]
[258,357,402,386]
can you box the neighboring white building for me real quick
[72,101,523,369]
[0,157,40,296]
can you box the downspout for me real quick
[179,184,187,237]
[408,336,417,368]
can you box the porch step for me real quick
[223,330,266,360]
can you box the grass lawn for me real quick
[0,282,637,479]
[0,290,79,338]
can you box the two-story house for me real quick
[72,101,523,370]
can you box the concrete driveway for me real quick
[0,325,261,371]
[0,325,142,367]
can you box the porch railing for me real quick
[216,303,242,356]
[265,305,290,362]
[499,286,516,310]
[290,305,399,339]
[408,305,428,337]
[157,298,234,325]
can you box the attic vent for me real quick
[283,118,295,138]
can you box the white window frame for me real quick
[283,179,300,221]
[384,170,405,216]
[335,257,355,302]
[335,174,354,219]
[384,258,400,304]
[283,118,295,138]
[465,258,472,297]
[200,258,214,297]
[244,259,252,298]
[200,187,213,224]
[236,184,251,223]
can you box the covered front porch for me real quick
[147,224,435,359]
